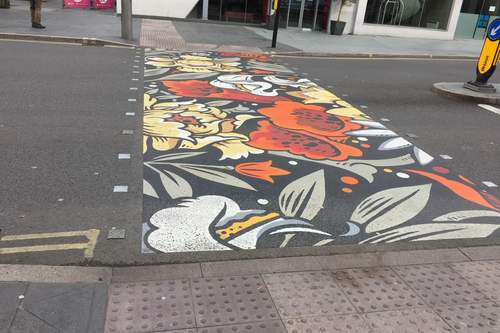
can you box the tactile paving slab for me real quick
[434,302,500,332]
[363,308,454,333]
[332,267,426,313]
[284,314,371,333]
[198,320,286,333]
[263,271,356,318]
[393,264,491,306]
[104,280,195,333]
[190,275,279,327]
[450,261,500,301]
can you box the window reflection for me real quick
[364,0,454,30]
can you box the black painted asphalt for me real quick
[1,41,500,266]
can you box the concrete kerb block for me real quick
[432,82,500,104]
[316,248,470,270]
[271,51,478,60]
[0,33,135,48]
[111,263,202,283]
[201,256,323,277]
[0,265,111,284]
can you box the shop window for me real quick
[364,0,454,30]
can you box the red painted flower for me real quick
[248,101,363,161]
[235,160,290,183]
[162,80,289,104]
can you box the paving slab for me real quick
[363,308,454,333]
[8,308,60,333]
[190,275,279,327]
[317,249,470,270]
[88,284,108,333]
[0,282,27,333]
[104,279,195,333]
[393,264,492,307]
[449,261,500,302]
[283,314,371,333]
[22,283,95,333]
[263,271,356,318]
[434,302,500,333]
[332,267,426,313]
[198,321,286,333]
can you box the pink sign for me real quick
[94,0,114,9]
[64,0,91,8]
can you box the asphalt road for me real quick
[0,40,143,265]
[0,41,499,266]
[274,56,500,199]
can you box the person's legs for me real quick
[30,0,45,28]
[29,0,35,23]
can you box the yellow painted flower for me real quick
[287,87,341,104]
[143,95,263,159]
[145,55,242,73]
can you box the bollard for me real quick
[121,0,132,40]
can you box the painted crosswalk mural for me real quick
[141,49,500,253]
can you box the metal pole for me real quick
[298,0,305,30]
[312,0,320,31]
[121,0,133,40]
[271,0,282,48]
[202,0,208,20]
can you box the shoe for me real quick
[32,23,45,29]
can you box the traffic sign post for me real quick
[271,0,282,48]
[465,18,500,92]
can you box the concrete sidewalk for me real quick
[1,1,486,57]
[2,246,500,332]
[0,0,141,45]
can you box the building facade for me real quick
[117,0,500,40]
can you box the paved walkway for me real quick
[0,1,485,57]
[2,247,500,332]
[0,0,141,44]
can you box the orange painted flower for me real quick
[248,102,363,161]
[235,160,290,183]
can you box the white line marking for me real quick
[360,105,368,109]
[440,154,453,160]
[380,118,390,122]
[478,104,500,115]
[483,181,498,187]
[114,186,128,192]
[133,71,139,74]
[130,87,138,90]
[128,98,137,102]
[122,130,134,135]
[119,153,131,159]
[134,60,140,63]
[132,78,139,81]
[126,112,136,116]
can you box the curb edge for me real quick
[0,33,136,48]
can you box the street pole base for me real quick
[464,81,497,93]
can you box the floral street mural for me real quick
[142,49,500,253]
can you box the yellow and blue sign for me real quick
[466,18,500,90]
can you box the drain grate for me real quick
[83,43,104,47]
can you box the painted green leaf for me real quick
[152,152,206,162]
[351,184,432,233]
[433,210,500,222]
[143,179,159,198]
[279,170,326,220]
[159,169,193,199]
[174,164,256,191]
